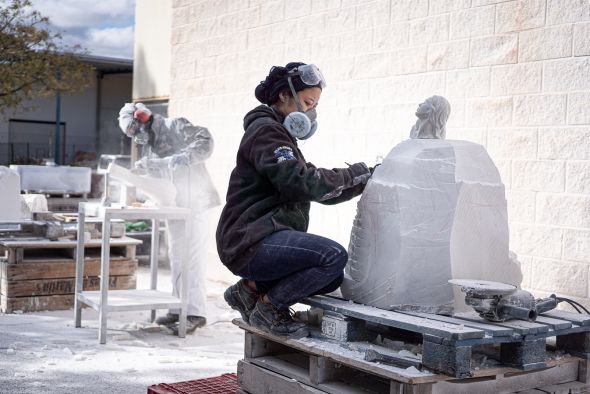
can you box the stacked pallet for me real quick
[0,236,140,313]
[233,295,590,394]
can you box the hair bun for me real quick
[254,81,268,104]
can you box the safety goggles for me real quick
[288,64,327,89]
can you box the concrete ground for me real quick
[0,267,244,394]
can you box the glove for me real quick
[135,156,170,170]
[168,153,190,169]
[134,156,148,169]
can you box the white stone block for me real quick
[429,0,471,15]
[296,13,326,40]
[510,223,563,259]
[427,40,470,71]
[512,160,565,192]
[496,0,546,33]
[342,139,522,313]
[472,0,518,5]
[487,128,537,159]
[466,97,513,127]
[325,7,356,34]
[391,46,427,75]
[564,229,590,262]
[409,14,450,46]
[313,0,342,13]
[172,6,191,26]
[285,0,311,19]
[356,0,390,29]
[260,0,284,25]
[532,258,588,298]
[519,25,573,62]
[568,92,590,125]
[490,63,542,96]
[470,35,518,66]
[369,73,446,103]
[0,167,22,221]
[321,57,355,80]
[311,34,340,60]
[544,57,590,91]
[574,22,590,56]
[353,52,392,79]
[445,100,467,129]
[447,127,485,144]
[536,193,590,228]
[391,0,428,21]
[547,0,590,24]
[538,127,590,159]
[506,190,536,222]
[446,68,491,98]
[513,94,566,126]
[450,6,495,39]
[519,255,533,289]
[373,23,410,51]
[495,159,512,187]
[566,161,590,195]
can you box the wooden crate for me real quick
[0,236,140,313]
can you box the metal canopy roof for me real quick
[77,54,133,74]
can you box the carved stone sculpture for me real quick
[341,96,522,313]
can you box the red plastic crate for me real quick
[147,373,239,394]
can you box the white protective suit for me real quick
[118,103,221,317]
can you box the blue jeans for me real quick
[235,230,348,309]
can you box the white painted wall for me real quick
[167,0,590,305]
[133,0,172,101]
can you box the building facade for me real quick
[0,55,133,166]
[150,0,590,305]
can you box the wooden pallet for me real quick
[234,320,589,394]
[303,296,590,378]
[0,236,140,313]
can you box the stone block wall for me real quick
[169,0,590,305]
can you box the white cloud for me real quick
[86,26,135,58]
[32,0,135,59]
[34,0,135,28]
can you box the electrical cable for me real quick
[556,296,589,314]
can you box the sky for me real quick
[32,0,135,59]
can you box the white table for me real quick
[74,202,192,344]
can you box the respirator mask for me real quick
[283,64,326,140]
[126,119,150,145]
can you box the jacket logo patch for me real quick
[274,146,296,163]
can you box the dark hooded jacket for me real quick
[216,105,371,274]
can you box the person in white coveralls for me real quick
[118,103,220,333]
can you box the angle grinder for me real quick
[449,279,559,322]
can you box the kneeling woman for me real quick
[216,62,374,335]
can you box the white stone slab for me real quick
[0,166,23,221]
[341,139,523,313]
[10,165,91,194]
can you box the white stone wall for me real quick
[169,0,590,303]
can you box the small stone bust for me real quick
[409,95,451,139]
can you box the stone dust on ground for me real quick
[0,267,244,394]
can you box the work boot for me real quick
[224,279,258,323]
[249,299,308,336]
[155,313,178,325]
[171,315,207,336]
